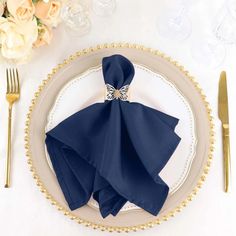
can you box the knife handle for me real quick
[222,124,231,192]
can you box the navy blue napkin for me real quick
[46,55,181,218]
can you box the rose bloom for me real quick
[34,24,52,48]
[7,0,35,21]
[0,0,6,17]
[35,0,61,27]
[0,16,38,60]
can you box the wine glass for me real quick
[157,0,192,41]
[191,0,236,68]
[93,0,116,17]
[191,36,226,68]
[213,0,236,44]
[61,0,91,36]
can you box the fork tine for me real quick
[6,69,10,93]
[16,69,20,93]
[12,69,16,93]
[12,69,17,93]
[10,69,14,93]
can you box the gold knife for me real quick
[218,71,231,192]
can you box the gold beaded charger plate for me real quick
[25,43,214,232]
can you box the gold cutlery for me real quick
[5,68,20,188]
[218,71,231,193]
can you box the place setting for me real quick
[23,43,216,232]
[0,0,233,234]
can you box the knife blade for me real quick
[218,71,229,124]
[218,71,231,192]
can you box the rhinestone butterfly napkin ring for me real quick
[105,84,130,101]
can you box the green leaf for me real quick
[36,17,42,26]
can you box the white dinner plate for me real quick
[45,64,197,212]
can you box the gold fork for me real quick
[5,68,20,188]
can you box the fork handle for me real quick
[5,105,12,188]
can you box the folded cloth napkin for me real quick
[45,54,181,218]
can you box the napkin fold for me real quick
[46,54,181,218]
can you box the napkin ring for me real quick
[105,84,130,101]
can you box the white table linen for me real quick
[0,0,236,235]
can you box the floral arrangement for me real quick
[0,0,62,62]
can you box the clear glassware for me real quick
[190,0,236,68]
[191,36,226,68]
[93,0,116,17]
[61,0,91,36]
[157,0,192,41]
[213,0,236,44]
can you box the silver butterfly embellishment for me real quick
[105,84,129,101]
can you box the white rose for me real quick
[7,0,35,21]
[0,16,38,61]
[0,0,6,16]
[35,0,61,27]
[34,24,52,48]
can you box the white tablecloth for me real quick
[0,0,236,235]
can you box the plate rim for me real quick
[24,43,214,233]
